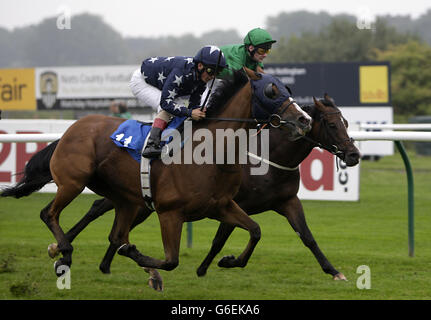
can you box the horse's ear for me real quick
[323,92,335,105]
[313,96,326,112]
[243,67,261,80]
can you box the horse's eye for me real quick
[328,123,336,129]
[264,83,276,99]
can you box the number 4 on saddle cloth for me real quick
[110,116,187,209]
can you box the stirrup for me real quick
[142,145,162,158]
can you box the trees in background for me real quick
[1,10,429,68]
[374,41,431,116]
[267,18,416,63]
[1,10,431,117]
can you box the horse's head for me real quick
[244,68,312,141]
[305,94,360,167]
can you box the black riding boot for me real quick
[142,127,163,158]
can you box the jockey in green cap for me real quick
[219,27,276,78]
[200,28,276,106]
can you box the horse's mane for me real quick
[205,69,249,118]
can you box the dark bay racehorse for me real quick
[196,95,360,280]
[1,69,311,287]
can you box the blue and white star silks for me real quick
[158,72,166,83]
[167,89,177,99]
[140,56,206,117]
[173,75,183,86]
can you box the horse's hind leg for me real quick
[40,185,84,276]
[67,198,114,243]
[48,198,115,259]
[196,223,235,277]
[216,200,261,269]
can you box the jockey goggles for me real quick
[204,65,223,76]
[256,47,271,55]
[254,42,273,55]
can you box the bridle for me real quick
[203,77,299,129]
[301,110,354,160]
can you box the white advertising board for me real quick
[341,106,393,156]
[0,120,361,201]
[298,148,360,201]
[0,120,75,193]
[35,65,139,110]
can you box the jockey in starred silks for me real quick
[201,27,277,105]
[129,45,228,158]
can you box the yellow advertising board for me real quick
[0,68,36,110]
[359,65,389,104]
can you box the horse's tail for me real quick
[1,140,59,198]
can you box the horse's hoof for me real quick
[148,277,164,292]
[196,266,207,277]
[142,267,163,291]
[218,255,237,268]
[333,273,347,281]
[99,264,111,274]
[47,243,60,259]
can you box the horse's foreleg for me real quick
[275,196,347,281]
[216,200,261,269]
[99,206,153,274]
[115,208,182,271]
[196,223,235,277]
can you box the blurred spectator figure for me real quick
[110,100,132,119]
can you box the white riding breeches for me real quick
[129,68,190,114]
[129,68,162,112]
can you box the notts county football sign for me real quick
[35,65,141,110]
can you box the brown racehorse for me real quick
[3,91,359,291]
[1,68,311,286]
[61,94,360,287]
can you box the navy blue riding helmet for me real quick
[193,45,228,71]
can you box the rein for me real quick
[300,135,345,157]
[204,99,298,129]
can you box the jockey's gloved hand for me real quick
[191,108,206,121]
[191,105,207,113]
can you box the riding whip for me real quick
[200,49,223,111]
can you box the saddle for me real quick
[110,117,187,209]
